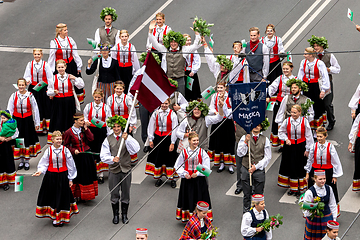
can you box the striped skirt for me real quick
[304,211,333,240]
[97,81,115,103]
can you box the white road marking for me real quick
[339,185,360,213]
[283,0,332,50]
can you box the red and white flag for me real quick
[130,52,177,112]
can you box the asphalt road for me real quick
[1,0,360,239]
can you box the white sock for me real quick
[53,220,56,224]
[219,163,225,170]
[229,166,234,171]
[98,172,104,178]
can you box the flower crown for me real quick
[98,43,113,50]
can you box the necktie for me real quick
[318,53,323,60]
[106,28,110,35]
[253,136,258,142]
[294,97,298,103]
[171,50,178,52]
[116,136,120,141]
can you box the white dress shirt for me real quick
[241,208,272,239]
[7,91,40,127]
[237,134,271,170]
[147,108,178,144]
[111,42,140,74]
[48,36,83,72]
[94,26,120,49]
[23,60,53,84]
[209,92,233,119]
[297,59,330,92]
[229,56,250,83]
[146,24,172,50]
[304,141,343,177]
[275,94,315,124]
[185,50,201,74]
[348,83,360,111]
[349,113,360,144]
[318,52,341,75]
[100,132,140,165]
[37,145,77,180]
[47,73,85,97]
[174,147,210,178]
[278,116,314,151]
[303,184,337,221]
[268,74,294,98]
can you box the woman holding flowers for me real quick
[148,20,202,96]
[241,194,272,240]
[179,201,214,240]
[303,170,337,240]
[278,104,313,196]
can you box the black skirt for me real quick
[267,59,282,84]
[88,126,107,162]
[277,141,307,192]
[270,101,281,147]
[185,70,202,101]
[0,141,16,185]
[176,176,212,222]
[304,82,326,129]
[49,96,76,134]
[145,134,179,180]
[28,84,52,120]
[71,153,98,200]
[353,137,360,191]
[119,66,133,93]
[36,171,79,224]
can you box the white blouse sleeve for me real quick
[100,138,115,164]
[329,187,337,221]
[329,54,341,75]
[147,111,157,142]
[275,95,287,124]
[277,36,285,53]
[23,62,32,83]
[349,113,360,144]
[318,61,330,92]
[304,143,315,173]
[330,143,343,178]
[182,34,202,56]
[262,44,270,79]
[30,94,40,127]
[174,151,187,178]
[278,118,288,141]
[304,118,314,151]
[73,77,85,89]
[205,113,222,128]
[241,212,257,237]
[69,37,83,70]
[176,118,188,140]
[191,50,201,74]
[45,62,54,83]
[65,147,77,180]
[48,40,57,73]
[268,76,281,97]
[297,59,305,81]
[37,148,50,174]
[83,104,91,123]
[348,83,360,111]
[148,32,167,53]
[126,96,137,127]
[171,111,178,144]
[131,44,141,74]
[47,76,56,97]
[125,134,141,155]
[7,93,15,116]
[204,47,220,78]
[177,92,188,111]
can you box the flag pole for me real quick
[249,138,252,186]
[117,90,139,157]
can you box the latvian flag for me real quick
[130,52,177,112]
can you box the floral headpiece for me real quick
[139,52,161,64]
[186,100,209,117]
[286,78,308,92]
[307,35,328,49]
[163,31,186,49]
[98,43,113,50]
[100,7,118,22]
[0,110,12,119]
[216,55,233,71]
[106,115,127,129]
[260,118,270,132]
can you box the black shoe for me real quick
[121,202,129,224]
[295,191,301,198]
[155,179,163,187]
[234,188,242,195]
[278,147,283,153]
[24,163,30,171]
[52,223,59,227]
[18,162,24,170]
[3,184,10,191]
[143,146,150,153]
[287,191,295,196]
[228,168,235,174]
[326,122,335,131]
[58,222,64,227]
[112,203,120,224]
[98,177,104,184]
[170,180,177,188]
[217,167,224,173]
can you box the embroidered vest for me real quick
[312,142,332,169]
[47,146,68,173]
[54,37,73,63]
[13,92,32,118]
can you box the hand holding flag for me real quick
[87,38,98,49]
[33,81,48,92]
[186,76,194,91]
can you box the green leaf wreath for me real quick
[260,117,270,132]
[193,16,214,37]
[139,52,161,64]
[106,115,127,129]
[163,31,187,49]
[286,78,309,92]
[216,55,233,71]
[308,35,328,49]
[186,100,209,117]
[301,99,314,117]
[100,7,118,22]
[168,78,178,88]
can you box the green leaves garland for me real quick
[100,7,118,22]
[193,16,214,37]
[162,31,186,49]
[308,35,328,49]
[106,115,127,129]
[168,78,178,88]
[139,52,161,64]
[186,100,209,117]
[286,78,309,92]
[216,55,233,71]
[301,99,314,117]
[260,117,270,132]
[0,110,12,119]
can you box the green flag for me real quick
[209,34,214,48]
[16,138,25,148]
[15,176,23,192]
[287,51,293,62]
[302,201,318,210]
[91,118,105,128]
[241,39,247,48]
[87,38,98,49]
[33,81,47,92]
[201,86,216,100]
[196,164,212,177]
[79,151,100,155]
[186,76,194,91]
[91,54,102,62]
[348,8,354,21]
[267,101,275,111]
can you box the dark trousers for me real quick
[241,165,265,213]
[249,70,263,82]
[109,171,131,204]
[324,80,335,124]
[139,103,151,144]
[236,155,243,190]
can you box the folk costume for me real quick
[184,50,202,101]
[23,59,53,133]
[111,42,140,93]
[278,116,314,194]
[179,202,213,240]
[84,101,112,174]
[348,113,360,191]
[268,74,293,146]
[303,171,337,240]
[298,58,330,130]
[322,220,340,240]
[237,129,271,213]
[175,147,212,222]
[0,111,18,191]
[100,115,140,224]
[261,35,284,83]
[169,91,188,122]
[348,83,360,117]
[7,90,41,163]
[35,144,79,225]
[95,7,120,47]
[63,125,98,201]
[207,92,236,168]
[48,35,84,103]
[145,108,179,181]
[229,56,250,84]
[86,56,120,101]
[148,31,202,96]
[47,73,84,144]
[305,141,343,204]
[241,195,272,240]
[146,23,172,60]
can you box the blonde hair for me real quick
[188,132,199,140]
[316,126,328,137]
[282,61,293,68]
[114,80,125,89]
[305,47,316,54]
[33,48,43,54]
[291,104,302,114]
[93,88,104,97]
[265,24,275,34]
[195,202,208,213]
[249,27,260,34]
[56,59,67,68]
[251,200,262,208]
[51,131,62,138]
[156,12,165,19]
[183,33,191,39]
[17,78,27,85]
[55,23,67,38]
[119,29,129,37]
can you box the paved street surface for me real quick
[1,0,360,239]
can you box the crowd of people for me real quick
[1,6,360,239]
